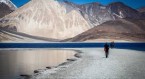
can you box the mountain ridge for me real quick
[0,0,91,41]
[65,1,145,26]
[65,18,145,42]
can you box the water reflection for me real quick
[0,49,76,79]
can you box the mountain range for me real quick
[66,1,145,26]
[0,0,145,42]
[0,0,90,42]
[63,1,145,42]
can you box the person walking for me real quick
[104,43,109,58]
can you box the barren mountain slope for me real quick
[0,0,90,39]
[66,19,145,42]
[0,0,16,18]
[66,2,145,27]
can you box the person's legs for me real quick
[106,50,109,58]
[105,52,108,58]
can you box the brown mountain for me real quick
[66,18,145,42]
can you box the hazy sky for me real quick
[11,0,145,9]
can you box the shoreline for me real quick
[30,48,145,79]
[20,49,82,79]
[1,47,145,79]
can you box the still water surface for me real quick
[0,49,76,79]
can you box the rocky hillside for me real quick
[0,0,17,18]
[66,1,145,26]
[0,0,90,40]
[66,18,145,42]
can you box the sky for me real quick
[11,0,145,9]
[11,0,29,7]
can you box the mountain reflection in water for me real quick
[0,49,76,79]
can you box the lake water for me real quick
[0,43,145,79]
[0,49,76,79]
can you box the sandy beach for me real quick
[31,48,145,79]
